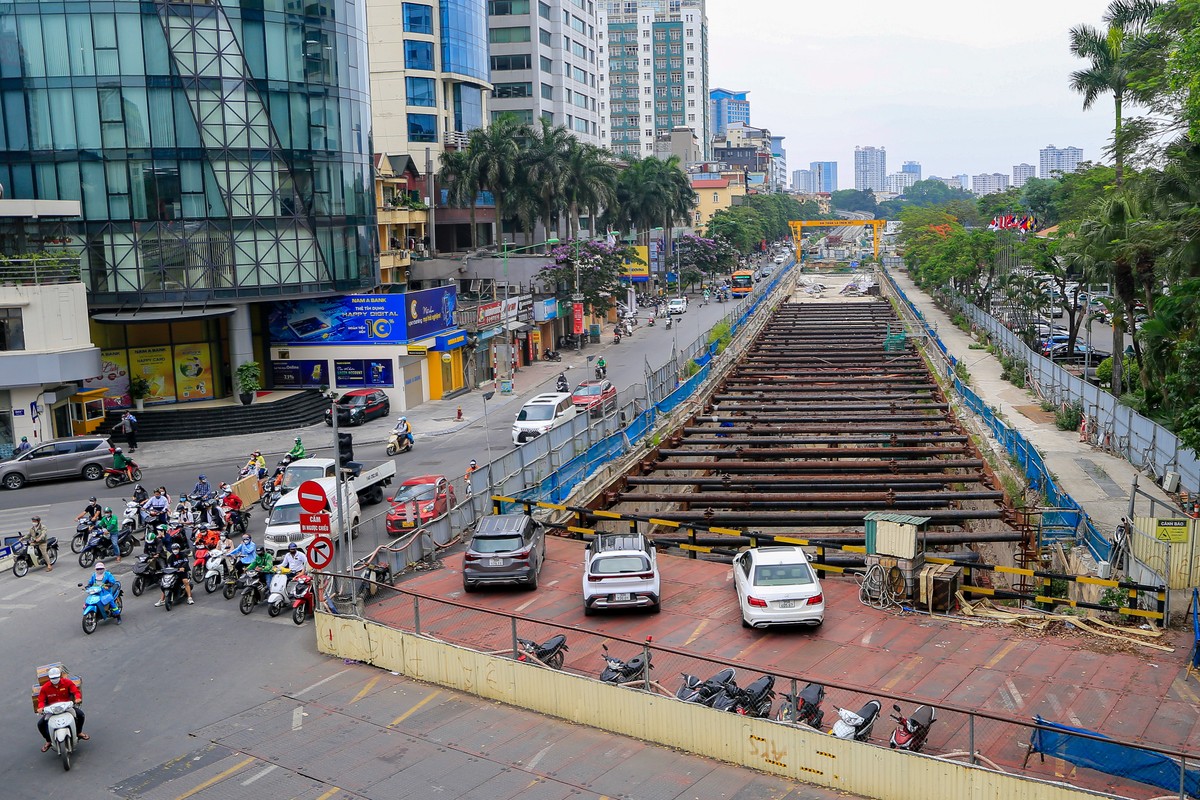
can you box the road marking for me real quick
[348,675,382,705]
[240,764,278,786]
[315,789,341,800]
[984,640,1018,670]
[513,596,539,613]
[388,690,441,728]
[0,604,37,611]
[881,656,923,693]
[0,583,40,601]
[683,619,709,646]
[295,668,351,697]
[1003,678,1025,710]
[526,743,553,771]
[172,756,255,800]
[292,706,304,730]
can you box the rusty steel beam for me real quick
[652,459,986,473]
[626,474,988,487]
[643,509,1005,524]
[619,491,1003,504]
[657,446,972,459]
[677,435,969,446]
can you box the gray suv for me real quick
[462,513,546,591]
[1,436,113,490]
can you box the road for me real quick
[0,272,788,799]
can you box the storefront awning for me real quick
[505,321,532,332]
[92,306,238,323]
[405,338,436,355]
[432,329,468,351]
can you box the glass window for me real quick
[403,3,434,34]
[441,0,490,81]
[406,76,436,107]
[407,113,437,143]
[491,53,532,70]
[538,1,551,18]
[489,26,530,44]
[0,308,24,351]
[540,55,552,73]
[453,83,483,132]
[488,0,530,13]
[541,83,553,100]
[492,82,532,98]
[404,40,434,70]
[538,28,551,46]
[493,109,533,124]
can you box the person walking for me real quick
[117,412,138,452]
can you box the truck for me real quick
[279,457,395,507]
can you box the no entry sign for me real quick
[297,480,329,513]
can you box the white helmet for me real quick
[48,667,62,683]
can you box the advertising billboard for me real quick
[405,286,457,341]
[333,359,394,387]
[129,346,176,405]
[267,295,408,345]
[173,343,214,403]
[272,360,328,388]
[623,247,650,282]
[85,350,131,408]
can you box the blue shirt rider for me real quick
[86,562,121,619]
[225,535,258,573]
[191,474,212,499]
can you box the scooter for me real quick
[556,374,570,394]
[238,568,269,614]
[830,700,882,742]
[102,462,142,488]
[130,554,162,597]
[70,520,93,554]
[647,316,655,327]
[77,528,134,568]
[203,548,233,594]
[259,465,287,511]
[777,682,826,728]
[676,667,736,706]
[889,703,937,752]
[291,572,316,625]
[158,568,190,610]
[386,430,414,456]
[664,316,673,330]
[542,349,562,362]
[79,579,121,633]
[732,675,776,718]
[516,634,569,669]
[121,500,151,538]
[11,535,58,577]
[595,365,607,380]
[598,644,651,685]
[613,331,622,344]
[41,701,81,771]
[264,567,292,617]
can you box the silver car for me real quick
[1,436,113,490]
[462,513,546,591]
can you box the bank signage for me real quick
[267,286,458,345]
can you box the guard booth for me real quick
[68,389,109,436]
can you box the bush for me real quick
[951,312,969,331]
[707,321,732,354]
[953,361,971,384]
[1055,402,1083,431]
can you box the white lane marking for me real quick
[295,668,352,697]
[0,604,37,611]
[240,764,277,786]
[1005,678,1024,709]
[0,584,41,601]
[526,743,553,771]
[514,596,539,613]
[292,706,304,731]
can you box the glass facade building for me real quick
[0,0,378,308]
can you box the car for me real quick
[733,546,825,629]
[571,379,617,417]
[462,513,546,590]
[773,255,786,265]
[324,389,390,426]
[511,393,576,445]
[666,297,688,315]
[386,475,456,533]
[582,533,661,615]
[1048,343,1111,364]
[0,436,113,490]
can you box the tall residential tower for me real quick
[854,146,887,192]
[1039,145,1084,178]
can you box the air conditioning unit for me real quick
[1163,471,1181,493]
[1096,560,1111,580]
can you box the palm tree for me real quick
[562,142,617,239]
[438,149,480,249]
[523,118,574,242]
[467,114,527,245]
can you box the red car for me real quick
[385,475,456,533]
[572,379,617,416]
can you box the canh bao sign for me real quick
[1154,518,1189,543]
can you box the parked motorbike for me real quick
[103,463,142,489]
[830,700,882,742]
[542,349,562,362]
[676,667,736,706]
[291,572,316,625]
[598,644,652,685]
[386,430,414,457]
[130,554,161,597]
[41,700,81,771]
[556,374,570,393]
[79,578,121,633]
[158,568,188,611]
[11,535,58,577]
[777,682,826,728]
[238,568,268,614]
[77,529,134,568]
[516,634,569,669]
[889,704,936,752]
[264,568,292,617]
[711,674,775,717]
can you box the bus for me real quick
[730,270,755,296]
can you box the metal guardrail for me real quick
[0,258,82,285]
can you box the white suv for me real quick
[511,392,576,445]
[583,533,661,615]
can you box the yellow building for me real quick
[690,173,747,230]
[374,153,429,288]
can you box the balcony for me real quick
[377,206,428,226]
[0,255,82,286]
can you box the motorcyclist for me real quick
[112,446,134,482]
[243,451,267,480]
[155,543,194,606]
[280,542,308,573]
[596,356,607,378]
[28,515,52,573]
[75,497,102,525]
[132,483,148,505]
[86,562,122,621]
[219,485,245,531]
[191,474,214,525]
[556,373,569,393]
[98,507,120,563]
[14,435,31,455]
[158,523,189,557]
[392,416,413,447]
[287,437,306,460]
[36,667,87,752]
[191,474,212,500]
[224,534,258,577]
[142,487,170,527]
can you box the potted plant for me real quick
[235,361,263,406]
[128,376,151,412]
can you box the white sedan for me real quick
[733,546,825,629]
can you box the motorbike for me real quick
[158,568,188,611]
[102,462,142,488]
[71,520,93,554]
[238,568,269,615]
[676,667,736,706]
[204,548,234,594]
[11,535,58,577]
[189,494,219,526]
[664,316,673,330]
[598,644,652,685]
[222,562,253,600]
[77,528,134,568]
[291,572,316,625]
[647,316,655,327]
[889,703,937,752]
[41,701,81,771]
[259,466,286,511]
[711,674,775,717]
[386,430,414,457]
[219,505,250,536]
[542,349,562,362]
[264,567,292,617]
[830,700,882,742]
[121,499,150,539]
[130,554,162,597]
[556,374,570,394]
[595,365,607,380]
[613,331,622,344]
[516,634,569,669]
[777,682,826,729]
[190,541,211,584]
[79,578,122,633]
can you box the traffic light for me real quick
[337,432,354,466]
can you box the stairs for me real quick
[103,391,328,442]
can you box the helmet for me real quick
[20,436,27,442]
[88,496,97,503]
[252,451,261,457]
[288,542,298,551]
[94,563,105,573]
[31,515,40,522]
[170,544,181,554]
[198,474,206,481]
[399,416,407,423]
[242,535,251,544]
[469,459,477,467]
[157,524,168,532]
[104,507,113,514]
[48,667,62,684]
[294,437,301,443]
[115,446,123,453]
[145,530,157,544]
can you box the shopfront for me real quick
[533,298,558,360]
[406,328,467,400]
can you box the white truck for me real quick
[279,457,395,507]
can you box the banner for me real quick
[333,359,394,388]
[623,247,650,282]
[267,295,408,345]
[573,302,584,335]
[405,286,458,341]
[128,346,175,405]
[85,349,131,409]
[173,343,213,403]
[272,360,328,388]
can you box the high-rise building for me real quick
[1013,163,1037,188]
[810,161,838,192]
[901,161,922,181]
[0,0,377,406]
[709,88,749,137]
[1039,145,1084,178]
[886,172,918,195]
[487,0,602,144]
[792,169,816,193]
[972,173,1011,196]
[769,135,787,192]
[854,146,887,192]
[598,0,710,159]
[954,174,970,192]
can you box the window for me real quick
[406,76,436,106]
[655,59,666,69]
[404,40,434,70]
[572,66,587,83]
[573,117,589,133]
[403,3,434,34]
[0,308,23,351]
[670,72,680,82]
[490,26,532,43]
[407,113,437,142]
[491,53,532,70]
[712,193,719,203]
[571,40,587,58]
[687,113,695,122]
[570,15,586,33]
[539,1,551,17]
[686,57,694,65]
[686,71,693,79]
[493,82,533,98]
[686,42,694,51]
[644,114,652,122]
[687,99,695,107]
[541,83,553,99]
[539,28,552,45]
[493,109,534,123]
[540,55,553,72]
[488,0,530,14]
[654,30,665,41]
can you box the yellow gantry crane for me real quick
[788,219,886,261]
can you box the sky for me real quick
[706,0,1115,187]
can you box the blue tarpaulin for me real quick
[1028,716,1200,798]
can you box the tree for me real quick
[674,234,736,285]
[468,114,525,244]
[562,142,617,239]
[705,207,765,254]
[438,149,480,249]
[540,239,638,315]
[902,179,976,208]
[524,116,574,239]
[830,189,878,215]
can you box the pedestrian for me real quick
[465,459,478,496]
[118,411,138,452]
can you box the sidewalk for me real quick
[889,269,1176,537]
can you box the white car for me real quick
[666,297,688,315]
[733,546,825,628]
[583,533,660,614]
[773,255,786,265]
[511,392,576,445]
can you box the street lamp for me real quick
[499,239,559,393]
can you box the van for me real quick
[512,392,576,445]
[262,476,360,561]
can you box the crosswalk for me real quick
[0,503,52,543]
